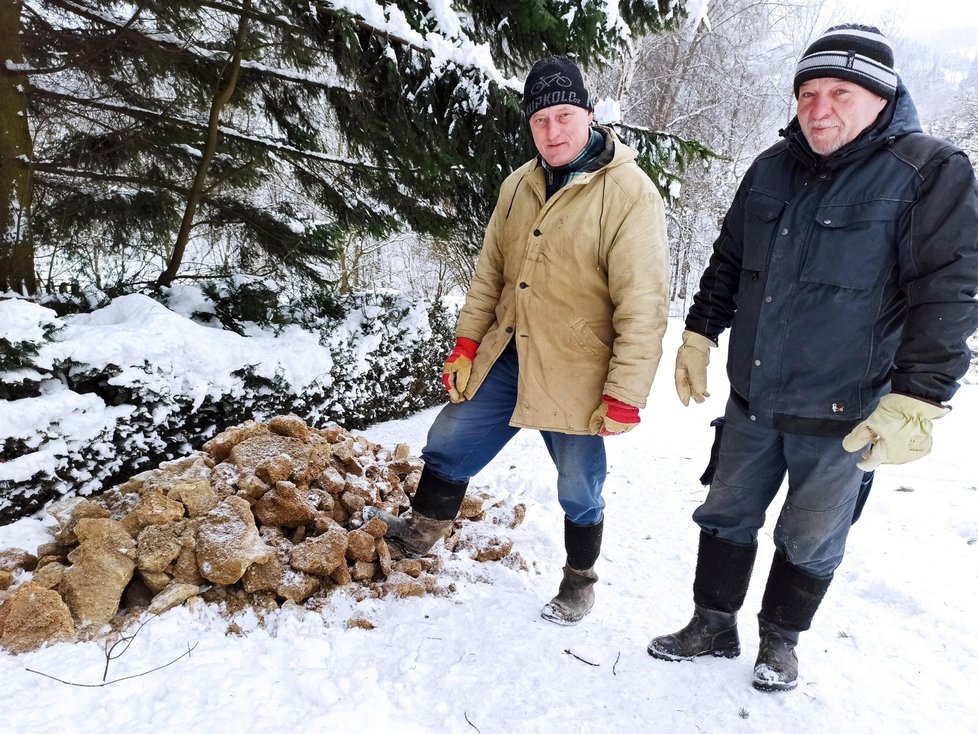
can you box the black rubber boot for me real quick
[753,622,800,692]
[648,604,740,661]
[648,531,756,661]
[752,551,832,692]
[364,466,467,556]
[540,517,603,625]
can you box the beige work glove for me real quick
[675,330,715,406]
[442,337,479,403]
[841,393,950,471]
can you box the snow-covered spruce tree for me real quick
[14,1,704,290]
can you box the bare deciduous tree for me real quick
[594,0,837,315]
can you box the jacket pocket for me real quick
[742,191,785,272]
[801,200,902,289]
[570,319,613,359]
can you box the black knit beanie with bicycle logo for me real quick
[522,55,593,117]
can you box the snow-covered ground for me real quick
[1,319,976,733]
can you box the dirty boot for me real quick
[647,604,740,660]
[752,550,832,693]
[648,531,756,662]
[752,622,800,692]
[364,507,455,557]
[363,466,467,556]
[540,565,598,625]
[540,516,603,625]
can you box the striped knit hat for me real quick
[794,24,897,100]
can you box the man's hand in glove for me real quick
[842,393,950,471]
[442,337,479,403]
[675,330,715,406]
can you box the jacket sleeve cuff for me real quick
[453,337,480,360]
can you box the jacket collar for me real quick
[781,78,923,169]
[528,125,635,169]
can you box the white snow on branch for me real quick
[327,0,521,93]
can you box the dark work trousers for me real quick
[693,397,864,577]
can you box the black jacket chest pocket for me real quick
[742,192,786,272]
[801,200,904,290]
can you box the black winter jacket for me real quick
[686,82,978,437]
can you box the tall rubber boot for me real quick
[648,531,757,661]
[752,550,832,692]
[540,517,603,625]
[364,466,467,557]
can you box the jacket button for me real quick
[750,415,757,421]
[823,219,832,225]
[519,282,528,289]
[764,296,773,303]
[780,228,789,236]
[754,359,761,366]
[505,326,514,333]
[533,229,542,236]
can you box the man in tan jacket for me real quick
[369,55,670,624]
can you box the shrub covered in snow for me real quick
[0,281,459,523]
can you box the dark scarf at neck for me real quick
[541,129,607,200]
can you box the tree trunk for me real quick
[616,43,637,118]
[158,0,251,286]
[0,0,37,295]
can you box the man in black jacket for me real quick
[647,24,978,692]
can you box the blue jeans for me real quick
[692,398,864,577]
[422,340,607,526]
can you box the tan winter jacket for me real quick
[455,128,670,433]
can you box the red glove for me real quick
[588,395,640,436]
[442,337,479,403]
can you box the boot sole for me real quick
[647,644,740,662]
[540,605,591,626]
[752,678,798,692]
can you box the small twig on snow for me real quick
[464,712,481,732]
[564,649,599,667]
[27,615,197,687]
[613,650,621,675]
[26,642,198,687]
[102,614,158,681]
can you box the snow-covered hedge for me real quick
[0,281,459,523]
